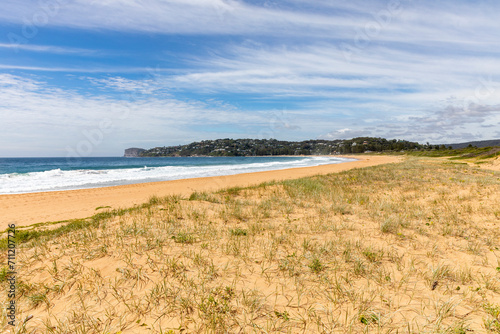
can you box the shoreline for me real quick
[0,155,400,230]
[0,155,354,196]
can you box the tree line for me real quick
[139,137,441,157]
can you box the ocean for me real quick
[0,156,356,194]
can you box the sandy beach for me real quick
[0,155,399,230]
[2,155,500,333]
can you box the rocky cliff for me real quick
[124,148,146,157]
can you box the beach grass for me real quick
[1,156,500,333]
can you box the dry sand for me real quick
[479,156,500,171]
[0,155,399,230]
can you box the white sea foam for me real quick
[0,157,355,194]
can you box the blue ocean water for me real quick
[0,156,355,194]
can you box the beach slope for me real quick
[0,155,399,230]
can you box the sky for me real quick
[1,0,500,157]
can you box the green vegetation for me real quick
[406,145,500,159]
[0,195,179,250]
[0,267,8,282]
[172,232,196,244]
[137,136,500,159]
[229,228,248,236]
[308,258,324,273]
[188,191,220,203]
[140,137,425,156]
[95,205,111,210]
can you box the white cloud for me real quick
[321,128,367,140]
[70,38,500,144]
[0,43,97,55]
[0,0,360,36]
[0,64,175,73]
[1,70,498,157]
[147,43,500,100]
[83,77,166,94]
[0,0,497,53]
[0,74,278,156]
[0,0,496,43]
[320,102,500,143]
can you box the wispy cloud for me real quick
[91,43,500,112]
[0,43,97,55]
[2,0,499,45]
[0,0,363,35]
[0,64,175,73]
[76,39,500,144]
[83,77,167,94]
[320,102,500,143]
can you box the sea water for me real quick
[0,156,356,194]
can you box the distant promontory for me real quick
[124,147,146,157]
[126,137,423,157]
[125,137,500,157]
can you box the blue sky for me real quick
[1,0,500,157]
